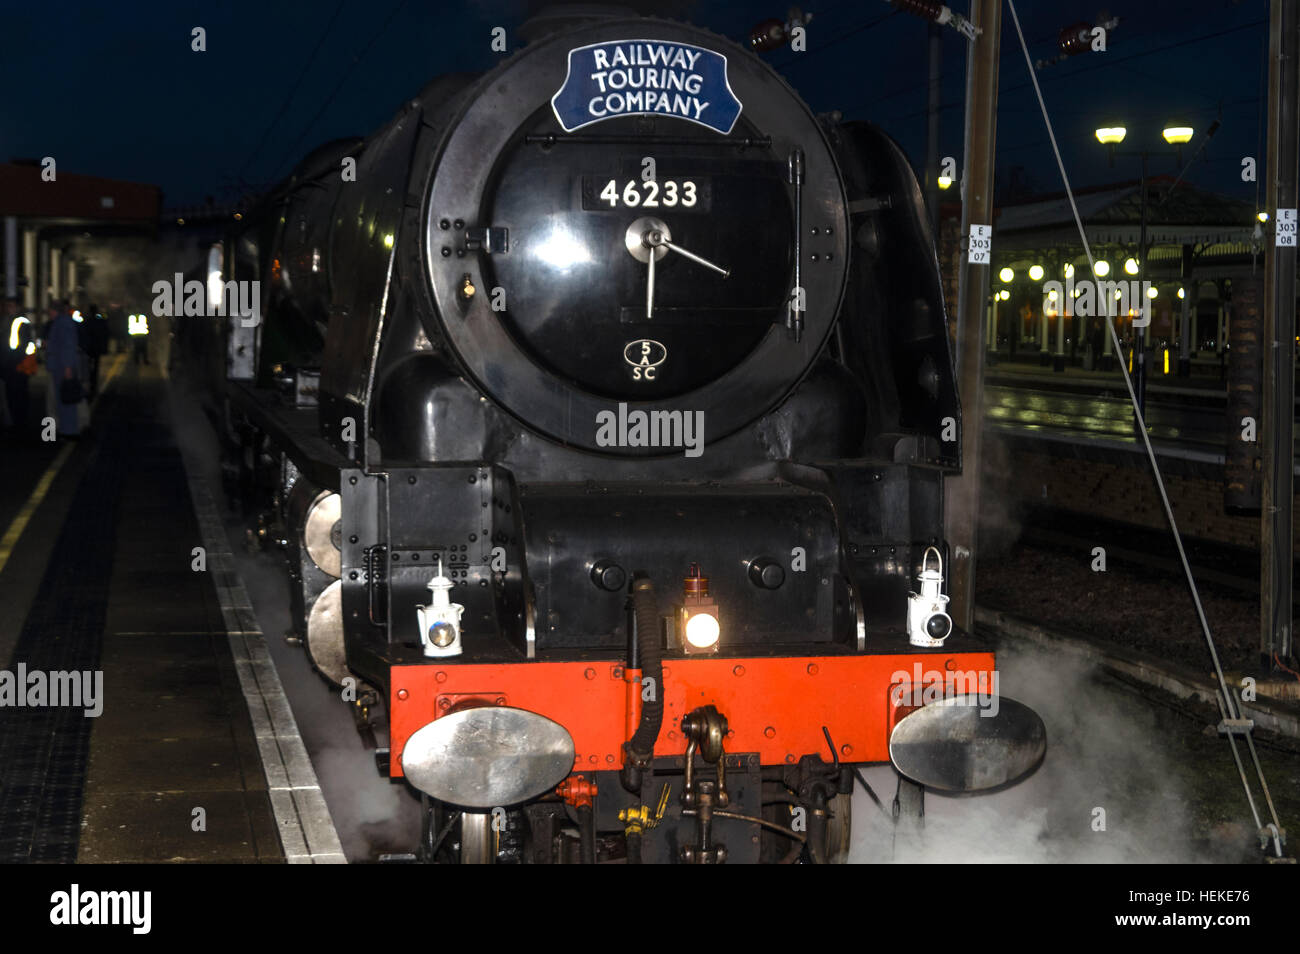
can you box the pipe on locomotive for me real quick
[621,576,663,797]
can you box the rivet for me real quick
[589,755,598,764]
[785,754,796,763]
[764,726,776,738]
[408,475,416,484]
[806,663,819,675]
[584,668,596,680]
[438,699,450,710]
[495,696,506,705]
[439,219,450,230]
[441,247,450,257]
[841,744,853,756]
[733,665,745,677]
[435,671,447,683]
[944,658,957,671]
[396,689,409,700]
[453,218,465,230]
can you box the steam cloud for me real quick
[848,642,1248,863]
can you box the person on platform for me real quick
[1,296,35,436]
[82,303,109,398]
[44,299,82,439]
[128,310,150,365]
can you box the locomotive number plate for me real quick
[582,176,712,212]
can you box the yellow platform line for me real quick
[0,352,127,577]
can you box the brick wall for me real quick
[986,446,1298,552]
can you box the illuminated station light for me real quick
[1095,127,1127,145]
[1064,263,1075,278]
[1147,285,1158,299]
[1093,260,1110,277]
[999,267,1014,283]
[937,175,953,190]
[1162,126,1194,145]
[1028,264,1044,281]
[1124,258,1139,275]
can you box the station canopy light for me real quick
[1095,127,1127,145]
[999,267,1014,283]
[938,175,953,190]
[1124,258,1139,275]
[1028,265,1044,281]
[1162,126,1194,145]
[1064,263,1075,278]
[999,289,1010,300]
[1147,285,1158,299]
[1258,211,1270,223]
[1177,287,1185,299]
[1093,260,1110,277]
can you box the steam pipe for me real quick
[577,804,596,865]
[621,577,663,794]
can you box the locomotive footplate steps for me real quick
[0,359,335,861]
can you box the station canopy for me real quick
[993,178,1257,269]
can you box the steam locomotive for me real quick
[195,6,1045,863]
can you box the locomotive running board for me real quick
[888,695,1046,793]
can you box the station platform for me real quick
[0,353,343,863]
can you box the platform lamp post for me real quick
[1095,123,1194,415]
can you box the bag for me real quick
[59,376,84,404]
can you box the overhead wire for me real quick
[870,17,1266,125]
[267,0,412,183]
[235,0,348,188]
[769,8,902,72]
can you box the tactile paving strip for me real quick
[0,398,124,862]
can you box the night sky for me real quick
[2,0,1269,210]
